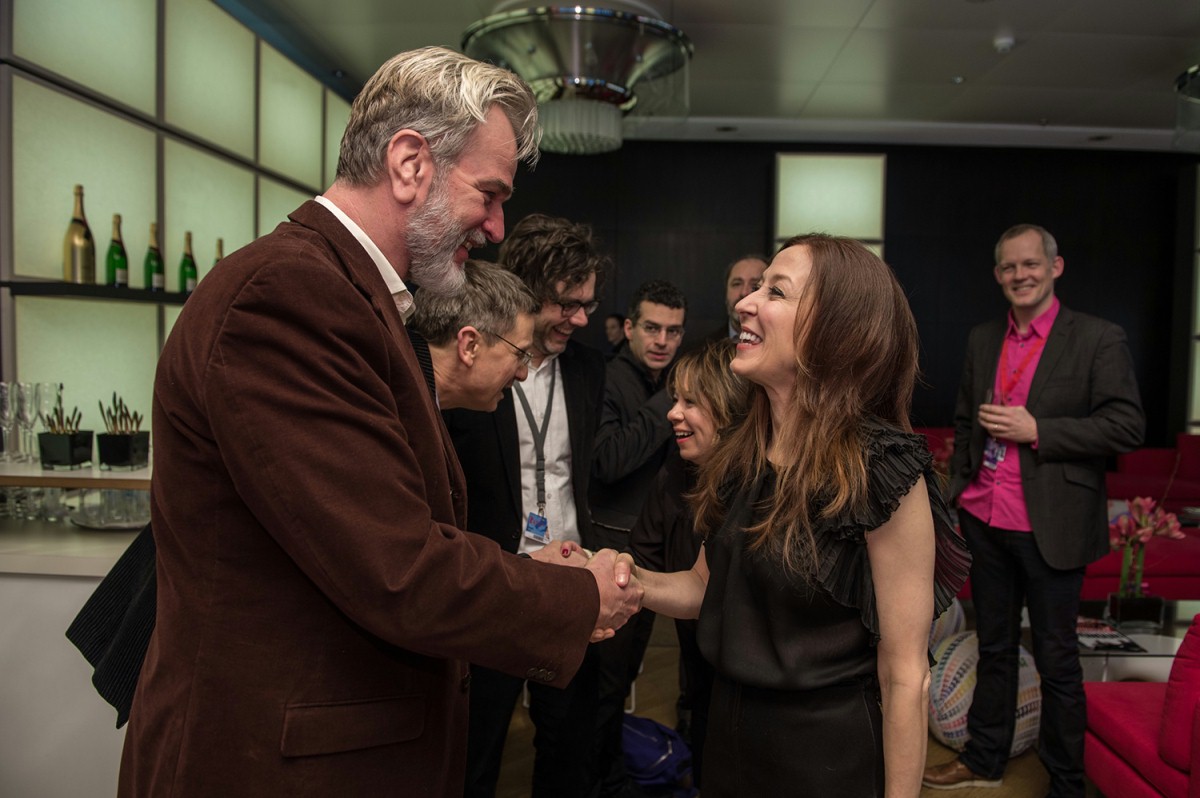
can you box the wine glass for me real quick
[15,383,38,463]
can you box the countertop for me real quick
[0,519,135,577]
[0,461,151,489]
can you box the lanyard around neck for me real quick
[513,363,557,515]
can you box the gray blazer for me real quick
[949,305,1145,570]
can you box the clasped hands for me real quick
[528,542,643,643]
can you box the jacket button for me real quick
[544,670,556,681]
[526,668,539,679]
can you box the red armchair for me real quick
[1085,615,1200,798]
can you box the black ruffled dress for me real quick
[696,420,971,797]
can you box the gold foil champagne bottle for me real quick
[62,184,96,283]
[214,237,224,267]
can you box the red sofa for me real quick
[913,427,1200,602]
[1081,526,1200,601]
[1085,615,1200,798]
[1106,434,1200,516]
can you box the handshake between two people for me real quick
[528,542,642,643]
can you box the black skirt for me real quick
[702,673,884,797]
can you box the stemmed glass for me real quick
[0,383,13,463]
[15,383,38,463]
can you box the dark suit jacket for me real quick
[120,202,598,797]
[443,339,606,552]
[949,305,1145,570]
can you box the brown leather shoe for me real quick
[922,759,1002,790]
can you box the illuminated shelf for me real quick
[1,280,188,305]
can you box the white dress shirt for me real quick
[515,354,581,553]
[314,195,414,321]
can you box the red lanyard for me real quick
[995,335,1045,405]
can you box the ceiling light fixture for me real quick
[462,2,693,155]
[1175,65,1200,152]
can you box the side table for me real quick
[1079,633,1182,682]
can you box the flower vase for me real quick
[1103,592,1165,633]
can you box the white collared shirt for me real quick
[515,354,581,553]
[314,195,415,322]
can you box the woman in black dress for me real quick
[619,234,970,796]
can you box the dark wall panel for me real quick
[490,139,1196,445]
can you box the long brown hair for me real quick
[692,234,920,576]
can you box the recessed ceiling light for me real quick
[951,75,965,84]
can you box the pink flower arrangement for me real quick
[1108,497,1185,598]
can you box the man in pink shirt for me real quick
[924,224,1144,796]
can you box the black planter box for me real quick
[97,431,149,470]
[1104,592,1166,633]
[38,431,94,470]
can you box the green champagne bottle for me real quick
[62,184,96,284]
[144,222,165,292]
[179,231,198,295]
[105,214,128,287]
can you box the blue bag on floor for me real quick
[622,714,698,797]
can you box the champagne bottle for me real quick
[214,237,224,267]
[178,231,198,295]
[105,214,129,287]
[144,222,165,292]
[62,184,96,284]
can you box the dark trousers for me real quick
[591,522,656,797]
[959,510,1087,798]
[465,653,599,798]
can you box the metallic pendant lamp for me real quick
[462,2,693,155]
[1176,65,1200,152]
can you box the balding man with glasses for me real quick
[443,213,612,798]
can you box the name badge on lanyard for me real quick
[515,364,557,547]
[524,512,550,544]
[982,435,1006,470]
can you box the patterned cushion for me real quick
[929,598,966,651]
[1158,616,1200,771]
[928,631,1041,756]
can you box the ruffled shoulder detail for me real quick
[811,419,972,642]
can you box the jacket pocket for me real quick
[281,694,424,757]
[1062,462,1102,491]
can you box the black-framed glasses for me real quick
[555,298,601,318]
[636,321,685,341]
[488,331,535,368]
